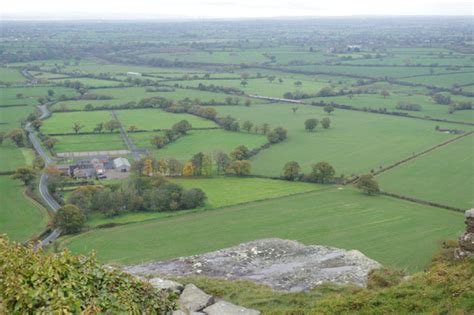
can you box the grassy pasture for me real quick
[29,71,71,80]
[210,103,463,176]
[116,108,217,131]
[0,176,49,242]
[87,177,322,227]
[0,106,35,132]
[63,187,463,271]
[288,64,468,78]
[42,111,112,134]
[50,77,124,88]
[0,86,78,106]
[306,93,474,123]
[0,142,34,172]
[52,133,126,153]
[401,72,474,88]
[170,177,322,209]
[0,67,26,83]
[378,134,474,209]
[151,129,267,161]
[168,78,329,98]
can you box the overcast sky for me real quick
[1,0,472,20]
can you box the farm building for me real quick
[126,72,142,77]
[113,157,131,172]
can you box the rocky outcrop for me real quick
[145,277,260,315]
[456,209,474,258]
[126,238,381,291]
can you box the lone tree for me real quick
[72,122,84,134]
[292,106,299,114]
[242,121,253,133]
[172,120,192,135]
[0,132,5,145]
[380,90,390,99]
[53,204,86,234]
[104,120,120,133]
[93,123,104,133]
[305,118,319,132]
[294,81,302,87]
[355,174,380,195]
[309,161,335,184]
[267,75,276,83]
[324,104,334,115]
[321,117,331,129]
[283,161,301,181]
[240,80,248,87]
[11,167,36,186]
[7,129,25,147]
[267,127,287,143]
[127,125,138,133]
[31,119,42,131]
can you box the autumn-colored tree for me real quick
[142,159,154,177]
[182,161,195,177]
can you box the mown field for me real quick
[210,103,462,176]
[63,187,463,271]
[149,129,267,161]
[87,177,322,227]
[378,134,474,209]
[116,108,217,131]
[52,133,126,152]
[0,67,25,83]
[42,110,113,134]
[0,143,34,172]
[0,176,49,242]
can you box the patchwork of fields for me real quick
[1,31,473,276]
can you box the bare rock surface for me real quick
[125,238,381,291]
[149,278,184,292]
[203,301,261,315]
[178,284,214,312]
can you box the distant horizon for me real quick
[1,15,473,22]
[1,0,472,21]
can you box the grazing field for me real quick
[52,133,126,152]
[210,103,462,176]
[401,72,474,88]
[63,187,463,271]
[170,177,323,209]
[306,93,474,123]
[0,67,26,83]
[49,77,124,87]
[0,176,49,242]
[378,134,474,209]
[0,105,35,132]
[116,108,217,131]
[151,129,268,161]
[87,177,323,227]
[41,110,113,134]
[0,143,34,172]
[0,86,78,105]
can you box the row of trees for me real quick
[151,120,192,149]
[282,161,336,183]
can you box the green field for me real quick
[50,77,124,87]
[209,103,463,176]
[0,142,34,172]
[52,133,126,152]
[116,108,217,131]
[0,67,26,83]
[63,187,463,271]
[87,177,322,227]
[170,177,322,208]
[306,93,474,123]
[42,110,113,134]
[378,134,474,209]
[0,176,49,242]
[151,129,268,161]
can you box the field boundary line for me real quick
[368,131,474,179]
[381,191,465,212]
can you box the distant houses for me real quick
[61,157,131,179]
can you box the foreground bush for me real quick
[0,237,175,313]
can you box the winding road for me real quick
[25,104,62,249]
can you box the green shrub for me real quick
[0,236,176,313]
